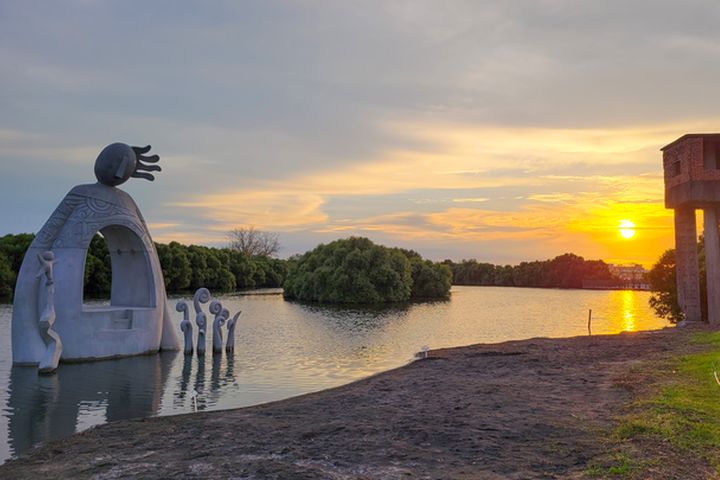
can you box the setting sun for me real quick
[619,220,636,239]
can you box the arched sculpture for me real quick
[176,300,193,355]
[210,301,226,354]
[194,288,211,356]
[12,143,181,370]
[225,311,241,353]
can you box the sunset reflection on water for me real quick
[621,290,637,332]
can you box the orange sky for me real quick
[151,122,693,267]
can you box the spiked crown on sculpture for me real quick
[94,143,161,186]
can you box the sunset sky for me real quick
[2,1,719,267]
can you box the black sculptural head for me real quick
[94,143,161,186]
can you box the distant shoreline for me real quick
[0,284,653,306]
[451,283,651,291]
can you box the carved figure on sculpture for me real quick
[176,300,193,355]
[194,288,211,356]
[11,143,181,366]
[181,289,241,357]
[36,251,62,373]
[225,310,241,353]
[210,301,226,354]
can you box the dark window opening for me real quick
[703,139,720,170]
[671,161,682,177]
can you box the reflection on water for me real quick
[6,352,177,456]
[621,290,637,332]
[0,287,668,463]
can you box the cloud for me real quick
[1,1,717,265]
[452,198,490,203]
[135,118,684,266]
[168,191,328,231]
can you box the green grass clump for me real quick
[614,332,720,473]
[690,331,720,346]
[585,452,637,478]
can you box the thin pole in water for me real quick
[587,309,592,336]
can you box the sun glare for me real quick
[619,219,636,239]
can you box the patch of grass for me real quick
[613,332,720,473]
[606,453,634,475]
[615,420,662,439]
[585,464,603,476]
[585,452,637,478]
[689,331,720,346]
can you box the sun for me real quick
[619,219,636,239]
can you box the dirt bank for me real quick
[1,325,716,479]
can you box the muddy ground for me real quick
[1,325,716,479]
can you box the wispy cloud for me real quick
[452,197,490,203]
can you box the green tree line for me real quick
[0,234,34,298]
[283,237,452,303]
[443,253,617,289]
[0,233,287,300]
[0,233,632,305]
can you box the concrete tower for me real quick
[663,134,720,324]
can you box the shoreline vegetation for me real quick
[0,233,637,302]
[1,325,718,479]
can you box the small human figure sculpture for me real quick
[210,301,226,354]
[36,251,62,373]
[225,310,241,353]
[176,300,193,355]
[193,288,211,356]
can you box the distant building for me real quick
[581,264,649,290]
[608,263,649,290]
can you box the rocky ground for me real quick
[1,325,717,479]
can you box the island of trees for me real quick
[283,237,452,303]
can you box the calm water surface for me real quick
[0,286,668,463]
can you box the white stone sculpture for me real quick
[176,300,193,355]
[36,251,62,373]
[225,311,241,353]
[210,301,226,354]
[193,288,211,356]
[12,143,181,366]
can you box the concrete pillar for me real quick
[703,206,720,325]
[675,207,702,321]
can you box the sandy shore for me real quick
[0,325,715,479]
